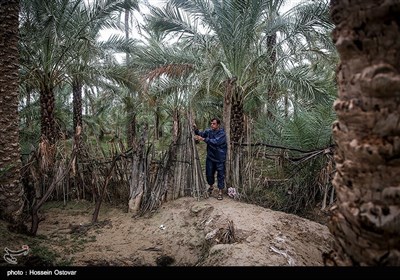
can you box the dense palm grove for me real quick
[4,0,399,266]
[3,0,336,231]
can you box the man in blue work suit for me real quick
[193,117,227,200]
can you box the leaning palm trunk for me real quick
[329,0,400,265]
[0,0,24,223]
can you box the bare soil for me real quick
[1,191,334,267]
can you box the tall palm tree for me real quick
[19,0,133,145]
[0,0,25,223]
[122,0,139,147]
[146,0,332,189]
[329,0,400,265]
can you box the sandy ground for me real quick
[30,191,334,267]
[1,192,334,268]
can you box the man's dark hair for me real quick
[211,117,221,124]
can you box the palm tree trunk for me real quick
[223,78,233,189]
[127,112,136,147]
[329,0,400,265]
[231,84,244,189]
[0,0,25,223]
[25,85,32,129]
[72,78,83,130]
[223,77,244,190]
[266,33,278,121]
[155,107,162,139]
[40,85,56,144]
[72,78,83,195]
[124,6,137,148]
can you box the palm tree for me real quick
[329,0,400,265]
[145,0,333,190]
[0,0,25,223]
[119,0,140,147]
[69,1,136,133]
[19,0,134,144]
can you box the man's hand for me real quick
[194,135,204,141]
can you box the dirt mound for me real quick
[1,195,334,267]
